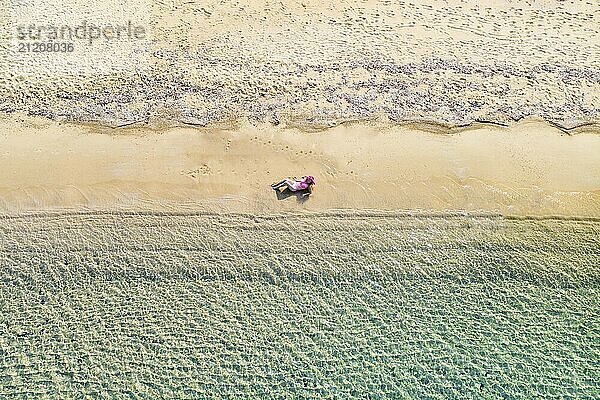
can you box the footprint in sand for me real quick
[182,164,211,181]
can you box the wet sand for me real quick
[1,115,599,217]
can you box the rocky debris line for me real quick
[1,56,599,129]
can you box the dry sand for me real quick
[2,0,599,126]
[1,115,599,217]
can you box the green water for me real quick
[0,212,598,399]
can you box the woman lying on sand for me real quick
[271,175,316,195]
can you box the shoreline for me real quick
[1,114,599,218]
[11,112,600,135]
[3,209,600,224]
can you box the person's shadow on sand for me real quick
[274,188,311,204]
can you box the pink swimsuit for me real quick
[291,180,309,191]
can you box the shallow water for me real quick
[0,212,598,399]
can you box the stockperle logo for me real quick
[8,0,151,76]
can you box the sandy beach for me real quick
[2,0,598,218]
[2,0,599,127]
[1,115,599,217]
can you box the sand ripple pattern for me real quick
[0,212,599,398]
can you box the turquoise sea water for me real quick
[0,212,598,399]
